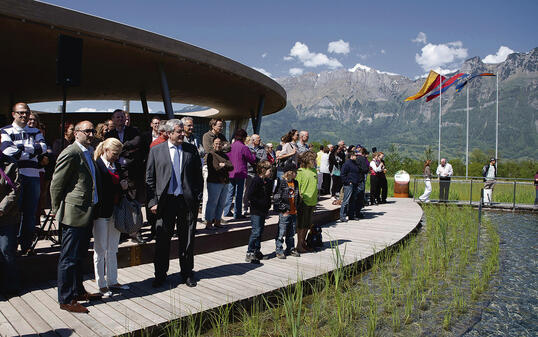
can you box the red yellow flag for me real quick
[405,70,446,101]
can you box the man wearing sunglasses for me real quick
[0,103,47,256]
[50,120,102,313]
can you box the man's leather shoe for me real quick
[132,233,147,244]
[75,292,103,302]
[185,276,197,287]
[152,277,166,288]
[60,300,89,313]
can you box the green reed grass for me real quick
[152,204,500,337]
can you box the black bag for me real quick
[306,226,323,248]
[114,196,144,234]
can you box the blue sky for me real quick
[35,0,538,112]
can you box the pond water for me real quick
[462,211,537,337]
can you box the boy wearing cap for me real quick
[273,163,301,259]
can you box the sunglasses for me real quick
[77,129,96,135]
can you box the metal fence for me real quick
[411,175,536,209]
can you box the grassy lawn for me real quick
[366,177,535,205]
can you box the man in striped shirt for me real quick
[0,103,47,255]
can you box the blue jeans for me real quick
[18,175,40,251]
[0,223,18,293]
[57,224,91,304]
[340,183,359,220]
[247,214,265,253]
[205,183,229,221]
[223,177,245,218]
[275,213,296,254]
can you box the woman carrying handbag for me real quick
[93,138,129,297]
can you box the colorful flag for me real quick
[455,73,496,92]
[405,70,446,101]
[426,73,468,102]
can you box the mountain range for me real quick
[259,47,538,161]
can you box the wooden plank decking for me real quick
[0,198,422,337]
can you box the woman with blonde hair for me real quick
[93,138,129,297]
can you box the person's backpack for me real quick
[306,226,323,249]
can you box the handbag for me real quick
[114,195,144,234]
[0,166,16,191]
[306,226,323,249]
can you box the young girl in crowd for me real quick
[296,151,318,253]
[245,160,274,264]
[273,163,301,259]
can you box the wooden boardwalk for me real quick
[0,198,422,337]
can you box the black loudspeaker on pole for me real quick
[56,34,83,150]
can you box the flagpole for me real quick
[465,86,469,179]
[438,76,442,165]
[495,72,499,162]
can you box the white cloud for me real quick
[289,68,304,76]
[483,46,514,64]
[283,56,294,61]
[288,41,343,69]
[415,41,468,72]
[75,107,98,112]
[252,67,272,77]
[328,39,350,55]
[380,49,386,54]
[261,52,268,58]
[412,32,427,44]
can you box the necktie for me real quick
[171,146,182,195]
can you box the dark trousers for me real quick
[0,223,18,293]
[154,195,196,280]
[378,175,387,202]
[439,178,451,201]
[355,180,366,214]
[331,175,342,196]
[320,173,331,195]
[247,214,266,253]
[370,175,379,204]
[57,224,91,304]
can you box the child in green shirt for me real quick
[295,151,318,253]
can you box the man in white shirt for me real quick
[436,158,453,202]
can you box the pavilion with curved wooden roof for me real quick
[0,0,286,133]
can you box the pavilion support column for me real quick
[158,64,174,119]
[253,95,265,134]
[140,91,149,115]
[228,118,249,139]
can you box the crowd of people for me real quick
[0,102,508,313]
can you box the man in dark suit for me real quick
[105,109,146,243]
[146,119,203,288]
[50,121,102,313]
